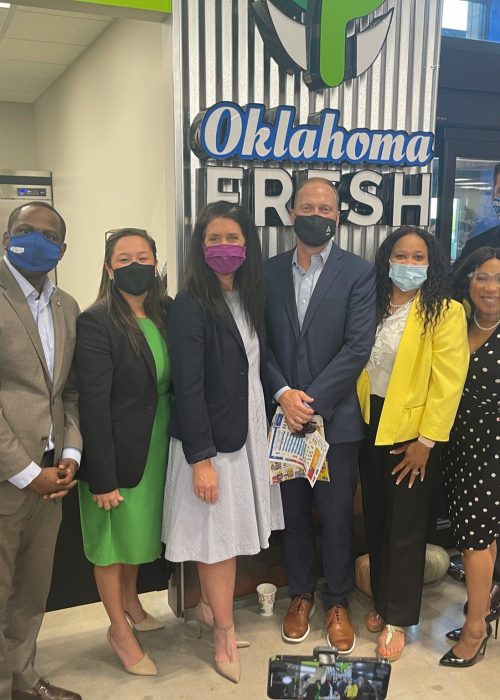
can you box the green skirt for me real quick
[79,318,171,566]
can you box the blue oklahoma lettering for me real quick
[196,101,434,167]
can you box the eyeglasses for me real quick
[468,272,500,285]
[105,228,147,241]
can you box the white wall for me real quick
[35,17,176,309]
[0,102,38,170]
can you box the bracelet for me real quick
[418,435,435,448]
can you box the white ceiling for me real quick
[0,4,113,103]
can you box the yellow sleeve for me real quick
[356,368,371,424]
[418,300,469,442]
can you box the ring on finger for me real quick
[411,468,419,475]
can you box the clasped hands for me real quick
[26,458,79,500]
[278,388,314,433]
[391,440,431,488]
[279,390,431,490]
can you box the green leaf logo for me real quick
[251,0,394,89]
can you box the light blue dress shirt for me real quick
[275,239,333,401]
[4,256,81,489]
[292,238,333,329]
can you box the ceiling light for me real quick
[0,2,11,8]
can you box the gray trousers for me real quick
[0,493,61,697]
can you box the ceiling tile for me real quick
[0,38,85,65]
[0,6,115,102]
[15,6,113,22]
[0,75,52,92]
[6,11,111,46]
[0,59,62,80]
[0,89,39,103]
[0,9,9,35]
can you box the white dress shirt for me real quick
[4,256,81,489]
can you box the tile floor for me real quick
[37,576,499,700]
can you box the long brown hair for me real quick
[184,201,265,334]
[97,228,167,354]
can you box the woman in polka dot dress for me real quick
[441,247,500,668]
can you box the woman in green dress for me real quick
[76,228,170,676]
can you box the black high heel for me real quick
[491,614,500,640]
[445,622,493,642]
[439,632,491,667]
[463,589,500,618]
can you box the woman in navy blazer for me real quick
[162,201,283,684]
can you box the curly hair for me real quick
[184,201,265,334]
[375,226,451,334]
[452,246,500,323]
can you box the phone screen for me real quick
[267,656,391,699]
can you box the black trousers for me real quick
[280,441,359,609]
[358,395,439,627]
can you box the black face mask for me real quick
[293,214,336,247]
[113,262,155,296]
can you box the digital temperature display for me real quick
[17,188,47,197]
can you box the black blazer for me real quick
[168,291,269,464]
[264,243,376,444]
[76,302,167,494]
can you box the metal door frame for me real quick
[435,127,500,259]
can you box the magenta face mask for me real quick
[203,243,246,275]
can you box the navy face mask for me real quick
[6,231,62,273]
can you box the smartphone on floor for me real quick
[267,647,391,699]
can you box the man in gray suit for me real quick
[0,202,82,700]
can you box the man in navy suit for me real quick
[264,177,376,652]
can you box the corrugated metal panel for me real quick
[173,0,444,280]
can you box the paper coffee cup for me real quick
[257,582,277,616]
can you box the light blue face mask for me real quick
[493,196,500,219]
[389,262,428,293]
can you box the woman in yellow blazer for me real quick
[357,226,469,662]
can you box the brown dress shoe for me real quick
[12,679,82,700]
[282,594,315,643]
[326,605,356,654]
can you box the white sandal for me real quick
[378,624,406,661]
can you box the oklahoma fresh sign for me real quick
[189,1,434,229]
[193,103,433,167]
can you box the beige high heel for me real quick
[194,600,250,648]
[107,628,158,676]
[213,622,241,684]
[125,610,164,632]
